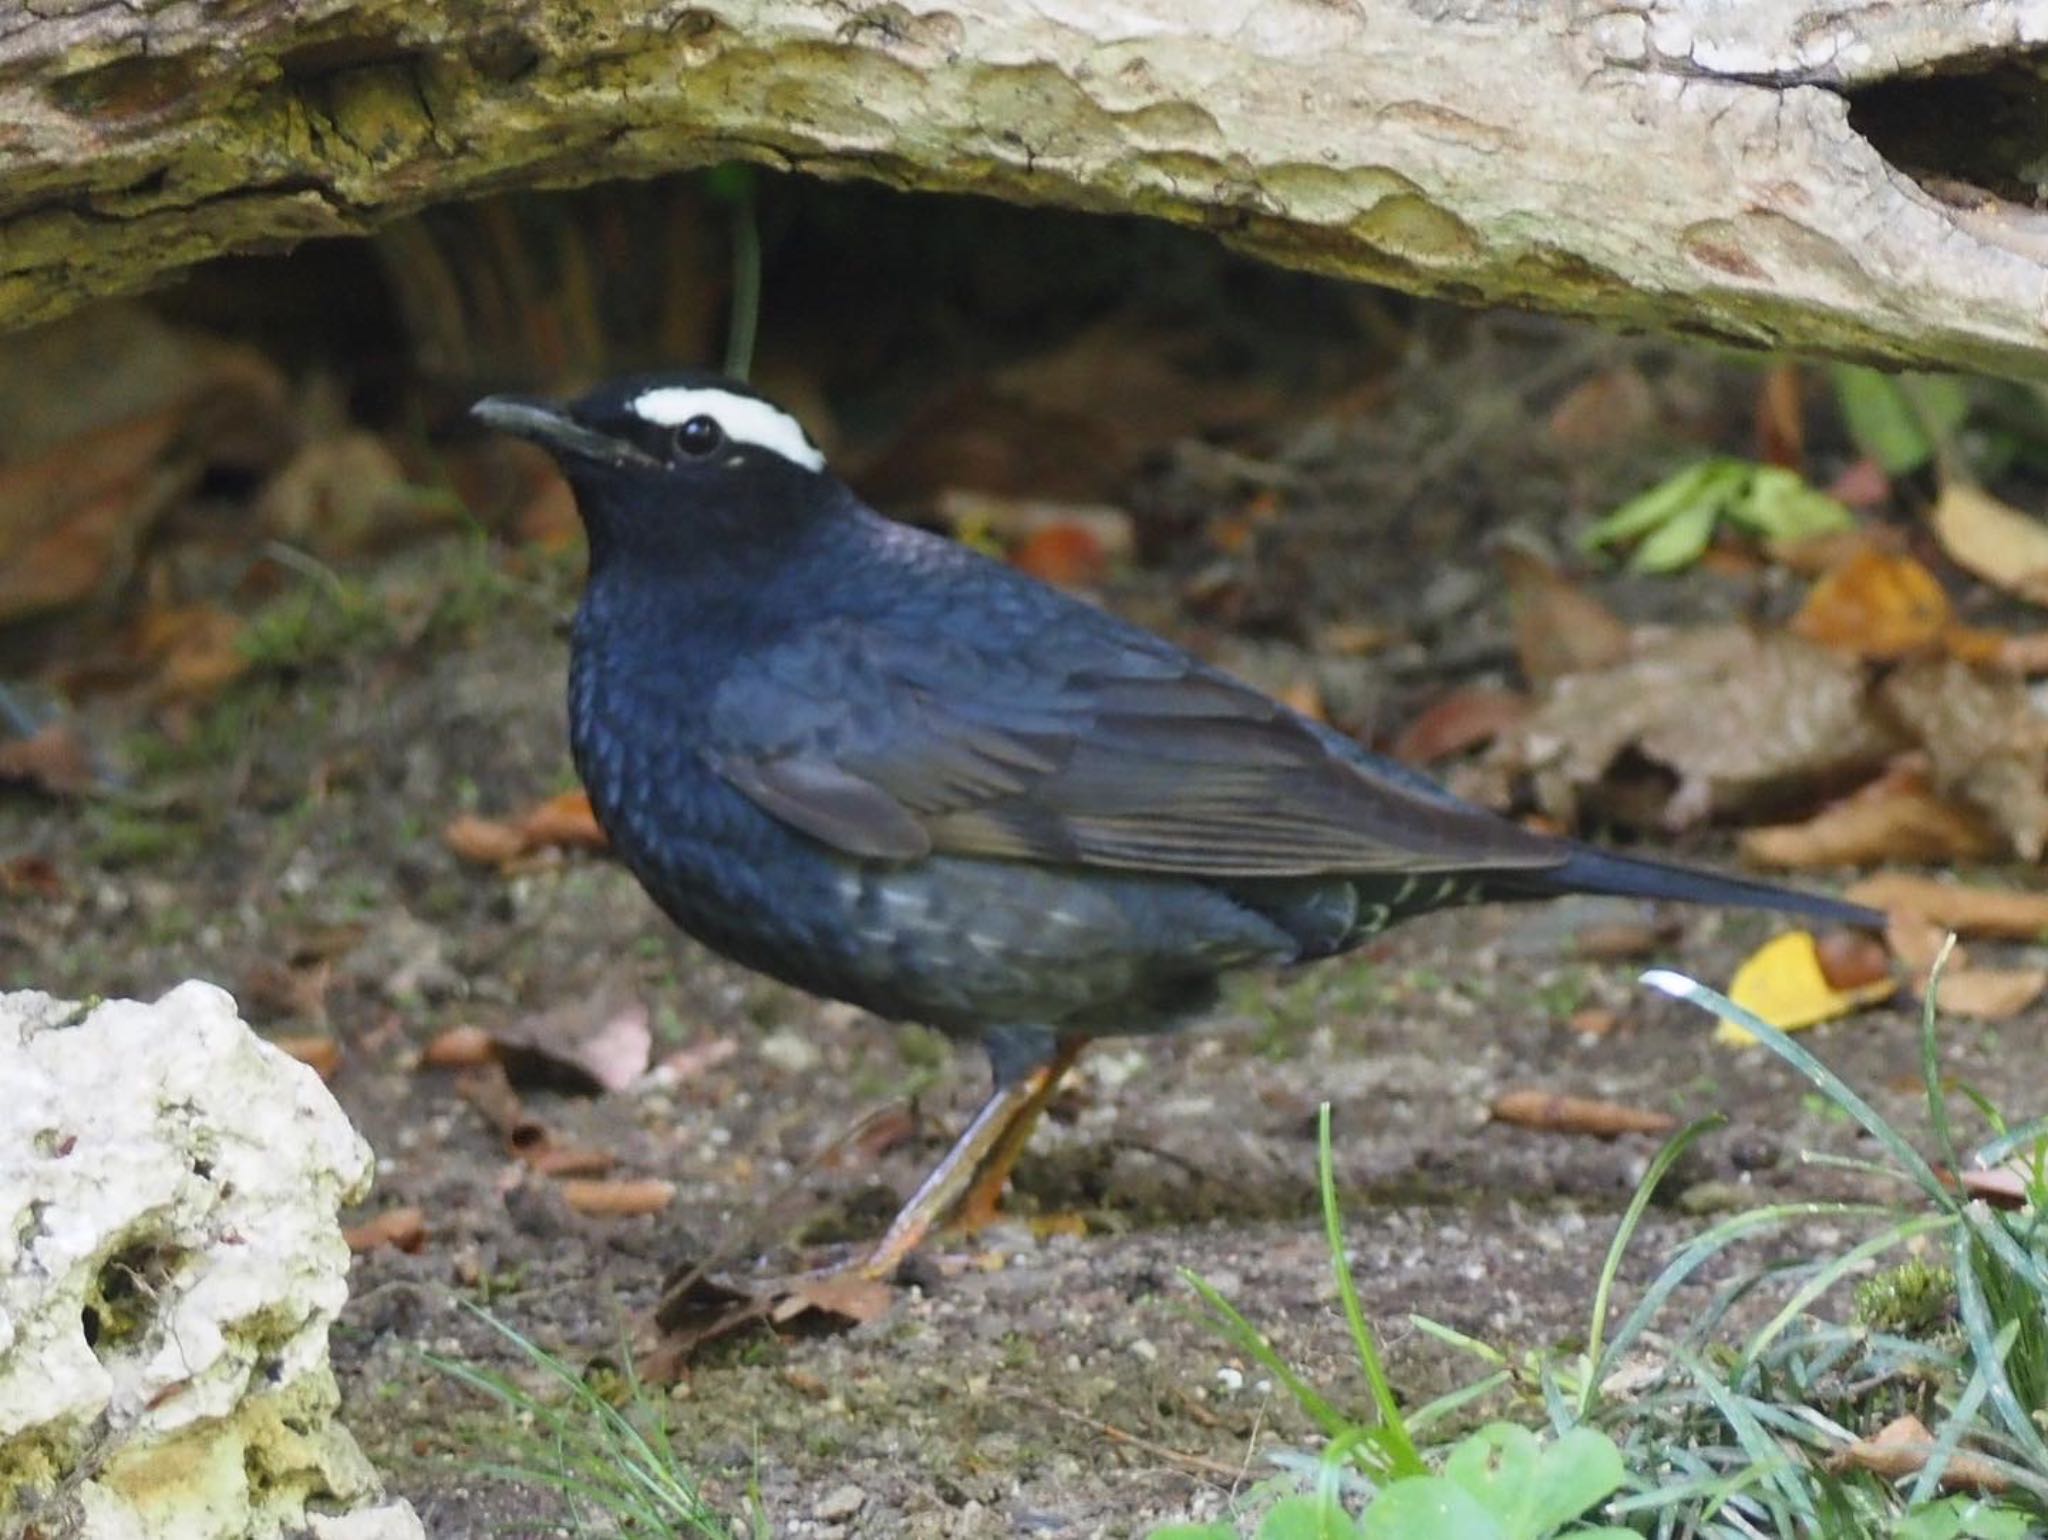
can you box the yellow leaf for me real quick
[1930,482,2048,607]
[1715,930,1895,1045]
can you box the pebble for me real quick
[814,1484,866,1524]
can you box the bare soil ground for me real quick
[7,312,2038,1539]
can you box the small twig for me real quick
[1004,1389,1249,1481]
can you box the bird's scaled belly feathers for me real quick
[578,718,1299,1035]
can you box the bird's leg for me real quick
[857,1036,1085,1279]
[949,1035,1086,1235]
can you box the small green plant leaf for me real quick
[1258,1495,1356,1540]
[1627,492,1722,572]
[1733,465,1853,541]
[1147,1526,1236,1540]
[1581,459,1739,550]
[1358,1478,1502,1540]
[1441,1425,1626,1538]
[1895,1496,2034,1540]
[1832,366,1968,474]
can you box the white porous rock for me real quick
[0,982,413,1538]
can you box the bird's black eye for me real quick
[672,415,724,457]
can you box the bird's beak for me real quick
[470,394,657,469]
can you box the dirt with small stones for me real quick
[8,315,2037,1540]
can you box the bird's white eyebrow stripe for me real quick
[626,386,825,471]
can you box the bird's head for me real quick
[471,371,834,564]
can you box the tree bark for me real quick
[5,1,2048,374]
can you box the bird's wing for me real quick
[706,618,1567,878]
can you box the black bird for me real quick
[474,372,1881,1279]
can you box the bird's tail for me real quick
[1501,843,1883,930]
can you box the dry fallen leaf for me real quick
[1716,930,1896,1045]
[344,1206,428,1255]
[1847,875,2048,939]
[1010,523,1110,588]
[558,1178,676,1218]
[1739,761,2001,870]
[1883,911,1962,979]
[1829,1413,2009,1494]
[441,814,527,867]
[525,1145,617,1178]
[1754,362,1805,470]
[271,1034,341,1081]
[1789,549,1950,659]
[1930,481,2048,606]
[1499,547,1632,687]
[1882,657,2048,861]
[1814,930,1893,993]
[1931,968,2047,1022]
[132,603,249,700]
[0,723,96,798]
[445,789,608,869]
[1504,626,1899,831]
[1547,366,1657,452]
[1489,1089,1675,1138]
[1959,1165,2035,1210]
[492,992,652,1096]
[770,1273,893,1329]
[420,1023,496,1069]
[1391,687,1530,766]
[0,853,61,898]
[1943,625,2048,675]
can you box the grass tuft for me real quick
[1157,951,2048,1537]
[424,1302,760,1539]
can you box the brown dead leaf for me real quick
[935,489,1136,562]
[1739,761,2001,870]
[650,1035,741,1087]
[1814,930,1893,993]
[1932,968,2047,1021]
[1767,525,1893,577]
[257,431,460,557]
[1943,626,2048,675]
[0,723,96,797]
[421,1024,496,1069]
[445,790,607,869]
[1882,657,2048,860]
[1313,621,1396,658]
[1790,549,1950,659]
[1754,363,1805,470]
[1825,457,1892,512]
[1568,1007,1622,1037]
[493,992,652,1097]
[344,1206,428,1254]
[1504,626,1899,830]
[131,603,248,701]
[0,853,61,898]
[770,1273,893,1329]
[0,411,193,625]
[1499,547,1632,687]
[1959,1165,2034,1209]
[1489,1089,1675,1139]
[558,1178,675,1217]
[442,814,526,867]
[516,789,607,851]
[1829,1413,2009,1494]
[1847,875,2048,939]
[1718,930,1895,1044]
[1930,481,2048,606]
[1011,523,1109,589]
[271,1034,341,1081]
[455,1063,550,1155]
[1884,911,1961,978]
[525,1145,617,1178]
[1547,366,1656,452]
[1391,687,1530,766]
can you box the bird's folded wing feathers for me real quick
[707,621,1566,878]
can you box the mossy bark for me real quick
[5,1,2048,372]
